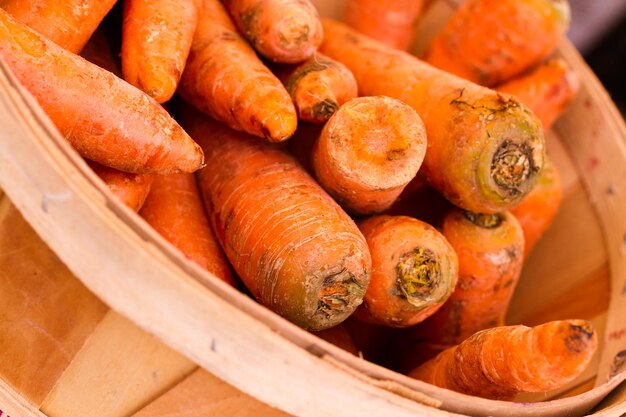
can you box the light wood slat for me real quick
[0,204,108,406]
[546,131,580,196]
[41,311,196,417]
[132,369,291,417]
[0,378,48,417]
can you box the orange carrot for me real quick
[121,0,198,103]
[424,0,571,86]
[275,52,358,123]
[312,96,427,215]
[497,58,580,132]
[180,108,371,331]
[320,19,545,214]
[0,0,117,53]
[342,0,425,51]
[0,10,203,174]
[139,173,235,286]
[313,324,359,355]
[510,157,563,259]
[222,0,323,63]
[178,0,297,142]
[88,161,154,212]
[416,209,524,346]
[409,320,597,400]
[354,216,458,328]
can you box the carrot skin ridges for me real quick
[417,209,525,346]
[0,0,117,53]
[510,157,563,259]
[139,173,235,286]
[275,52,358,123]
[312,96,427,215]
[222,0,323,63]
[181,109,371,331]
[179,0,297,142]
[497,58,580,132]
[354,216,458,328]
[0,10,204,174]
[342,0,425,51]
[409,320,598,400]
[319,19,545,214]
[424,0,571,86]
[88,161,154,212]
[121,0,198,103]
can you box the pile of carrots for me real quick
[0,0,596,402]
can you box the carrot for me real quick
[0,0,117,53]
[0,10,203,174]
[415,209,524,346]
[274,52,358,124]
[409,320,597,400]
[497,58,580,132]
[424,0,571,86]
[319,19,545,214]
[139,173,235,286]
[178,0,297,142]
[88,161,154,212]
[221,0,323,63]
[313,324,359,355]
[354,216,458,328]
[342,0,425,51]
[312,96,427,215]
[180,107,371,331]
[121,0,197,103]
[510,157,563,259]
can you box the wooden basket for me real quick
[1,1,626,416]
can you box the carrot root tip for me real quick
[310,99,339,119]
[491,140,535,196]
[317,270,364,319]
[463,211,504,228]
[566,322,596,353]
[396,248,441,308]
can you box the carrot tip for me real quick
[490,140,536,197]
[566,321,596,353]
[397,248,441,306]
[463,211,504,228]
[317,270,365,320]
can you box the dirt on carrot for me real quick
[178,0,297,142]
[88,161,154,212]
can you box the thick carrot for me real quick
[178,0,297,142]
[342,0,425,51]
[0,10,203,174]
[354,215,458,328]
[497,58,580,132]
[510,157,563,259]
[274,52,357,123]
[0,0,117,53]
[139,173,235,286]
[88,161,153,212]
[416,209,524,346]
[222,0,323,63]
[320,19,545,214]
[121,0,197,103]
[180,108,371,331]
[409,320,597,400]
[312,96,427,215]
[424,0,570,86]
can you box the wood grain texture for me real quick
[132,369,291,417]
[0,378,49,417]
[0,203,108,405]
[41,311,196,417]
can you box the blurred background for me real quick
[570,0,626,115]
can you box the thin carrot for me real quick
[320,19,545,214]
[139,173,235,286]
[497,58,580,132]
[222,0,323,63]
[0,0,117,53]
[342,0,425,51]
[88,161,154,212]
[312,96,427,215]
[354,215,458,328]
[409,320,597,400]
[510,157,563,259]
[416,209,524,346]
[424,0,571,86]
[121,0,197,103]
[180,107,371,331]
[0,10,203,174]
[178,0,297,142]
[274,52,358,123]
